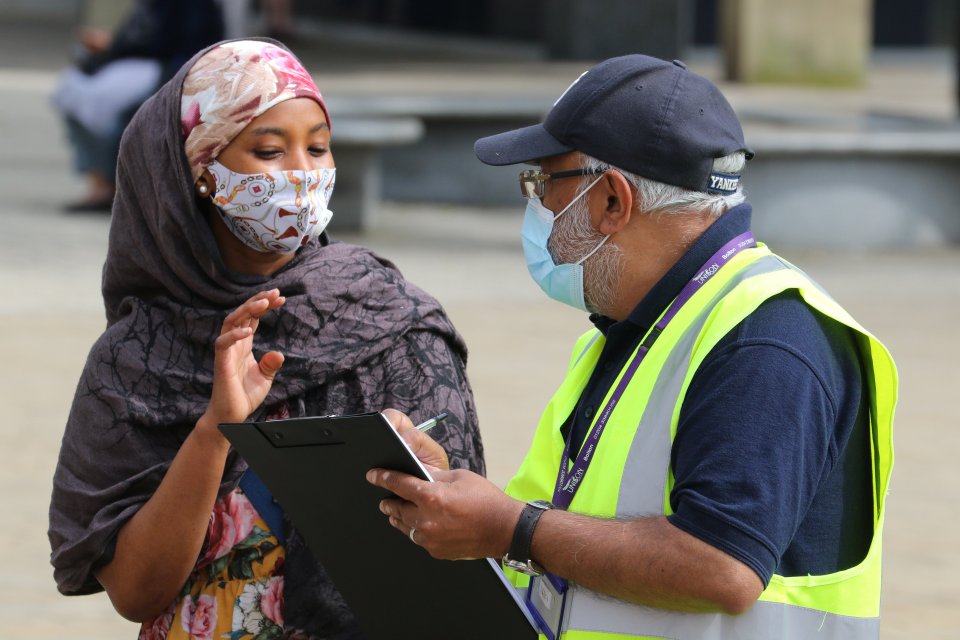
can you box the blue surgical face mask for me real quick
[521,174,609,311]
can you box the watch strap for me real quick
[504,501,552,575]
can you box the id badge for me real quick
[526,573,568,640]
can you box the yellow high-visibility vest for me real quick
[505,245,897,639]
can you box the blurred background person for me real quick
[52,0,223,212]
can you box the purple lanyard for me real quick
[552,232,757,509]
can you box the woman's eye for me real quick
[309,146,328,156]
[253,149,282,159]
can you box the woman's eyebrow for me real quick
[250,122,329,137]
[251,126,286,137]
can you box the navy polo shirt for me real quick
[563,203,872,585]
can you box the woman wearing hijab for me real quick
[48,40,484,640]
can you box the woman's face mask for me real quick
[207,159,335,254]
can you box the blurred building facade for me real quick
[277,0,960,65]
[3,0,957,58]
[2,0,958,246]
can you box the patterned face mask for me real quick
[208,159,336,254]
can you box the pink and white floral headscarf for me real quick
[180,40,330,181]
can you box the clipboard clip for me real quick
[255,419,346,448]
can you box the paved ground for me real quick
[1,14,959,640]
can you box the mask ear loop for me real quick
[553,172,607,221]
[575,233,611,266]
[553,172,611,265]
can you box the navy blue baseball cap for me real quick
[474,55,753,194]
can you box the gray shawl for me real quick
[48,40,484,639]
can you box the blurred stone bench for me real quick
[742,127,960,247]
[327,93,549,209]
[327,115,424,231]
[330,92,960,248]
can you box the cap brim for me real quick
[474,124,573,166]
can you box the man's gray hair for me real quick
[580,152,746,218]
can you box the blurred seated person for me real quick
[53,0,223,211]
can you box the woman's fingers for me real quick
[215,326,253,352]
[205,292,287,429]
[248,292,286,334]
[222,297,269,333]
[220,290,286,335]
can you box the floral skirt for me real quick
[139,490,285,640]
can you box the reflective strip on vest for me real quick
[572,332,603,369]
[615,257,785,520]
[562,591,879,639]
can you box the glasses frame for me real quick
[518,167,606,199]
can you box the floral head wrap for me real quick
[180,40,330,181]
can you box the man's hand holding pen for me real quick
[372,408,524,560]
[382,408,450,472]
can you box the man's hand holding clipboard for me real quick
[381,408,451,473]
[369,409,527,562]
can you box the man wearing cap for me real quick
[368,55,896,639]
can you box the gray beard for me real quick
[548,196,623,315]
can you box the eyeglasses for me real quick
[518,167,606,199]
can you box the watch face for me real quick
[529,500,554,510]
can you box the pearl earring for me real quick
[198,184,209,195]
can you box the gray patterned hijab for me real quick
[49,39,482,638]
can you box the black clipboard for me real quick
[220,412,540,640]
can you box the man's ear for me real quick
[595,170,634,235]
[194,170,214,197]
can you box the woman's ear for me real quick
[595,170,634,236]
[194,170,214,197]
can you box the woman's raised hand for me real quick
[98,290,286,618]
[200,289,286,435]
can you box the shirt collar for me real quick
[590,202,753,335]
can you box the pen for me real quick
[414,412,449,433]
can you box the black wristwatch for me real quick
[502,499,554,576]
